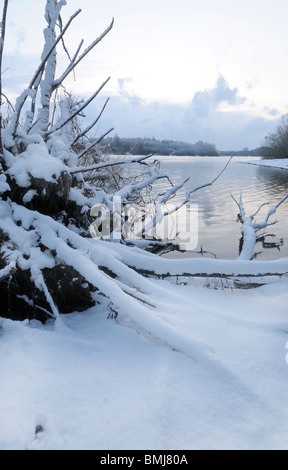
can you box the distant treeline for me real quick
[219,147,265,157]
[103,135,219,156]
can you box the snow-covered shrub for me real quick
[0,1,196,322]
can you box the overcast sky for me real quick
[3,0,288,150]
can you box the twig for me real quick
[72,97,110,146]
[52,18,114,91]
[45,77,111,137]
[140,157,233,235]
[76,127,114,160]
[9,8,82,136]
[70,154,154,175]
[0,0,9,157]
[186,156,233,198]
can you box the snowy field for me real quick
[0,273,288,450]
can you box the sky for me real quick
[2,0,288,150]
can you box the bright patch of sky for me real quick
[2,0,288,149]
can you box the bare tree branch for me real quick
[52,18,114,91]
[72,97,110,146]
[139,178,190,235]
[45,77,111,138]
[185,156,233,199]
[9,8,82,137]
[0,0,9,158]
[71,154,153,175]
[75,127,114,161]
[1,91,15,111]
[110,160,179,206]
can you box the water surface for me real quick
[143,156,288,261]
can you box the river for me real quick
[126,156,288,261]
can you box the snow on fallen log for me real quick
[100,240,288,279]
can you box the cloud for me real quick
[77,75,279,151]
[16,30,26,51]
[2,54,39,98]
[117,78,143,108]
[93,95,276,151]
[213,75,246,106]
[263,106,279,117]
[186,75,246,119]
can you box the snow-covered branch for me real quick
[8,7,82,138]
[52,18,114,91]
[111,160,169,202]
[264,192,288,224]
[72,97,110,146]
[45,77,111,138]
[0,0,9,157]
[138,178,190,235]
[32,8,81,91]
[232,191,288,260]
[70,154,153,175]
[74,127,114,162]
[139,157,232,236]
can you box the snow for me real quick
[0,274,288,450]
[0,174,10,194]
[5,134,66,187]
[22,190,38,204]
[246,158,288,170]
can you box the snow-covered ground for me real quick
[246,158,288,170]
[0,274,288,450]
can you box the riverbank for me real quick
[246,158,288,170]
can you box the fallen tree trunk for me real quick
[101,240,288,280]
[127,259,288,280]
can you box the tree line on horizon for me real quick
[103,135,219,156]
[101,135,272,157]
[102,114,288,158]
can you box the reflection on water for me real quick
[148,156,288,261]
